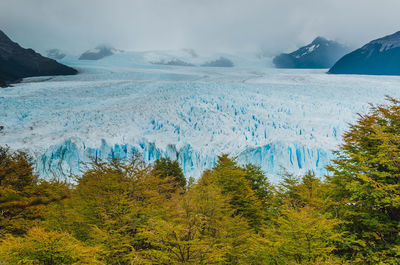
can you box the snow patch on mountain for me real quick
[365,31,400,52]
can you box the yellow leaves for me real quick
[263,206,343,265]
[0,227,104,264]
[137,181,231,264]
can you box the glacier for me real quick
[2,50,400,182]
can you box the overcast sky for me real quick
[1,0,400,55]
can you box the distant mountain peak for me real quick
[273,37,350,69]
[79,45,122,60]
[46,49,66,60]
[312,36,328,44]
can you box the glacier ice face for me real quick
[2,51,400,182]
[35,139,216,180]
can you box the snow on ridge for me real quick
[364,31,400,52]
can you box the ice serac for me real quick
[273,37,350,69]
[35,139,332,182]
[35,139,216,179]
[329,31,400,75]
[0,29,77,85]
[3,51,400,183]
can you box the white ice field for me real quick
[2,50,400,182]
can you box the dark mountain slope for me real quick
[329,31,400,75]
[273,37,350,69]
[0,30,77,86]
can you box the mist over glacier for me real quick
[2,51,400,181]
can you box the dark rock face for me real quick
[79,45,118,60]
[46,49,66,60]
[151,59,195,67]
[0,30,77,85]
[201,57,234,67]
[329,31,400,75]
[0,80,7,88]
[273,37,350,69]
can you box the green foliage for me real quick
[327,97,400,263]
[209,155,266,229]
[50,158,175,264]
[0,227,103,264]
[0,147,68,236]
[243,164,274,210]
[138,174,231,264]
[152,157,186,188]
[262,172,343,265]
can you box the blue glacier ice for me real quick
[2,50,400,182]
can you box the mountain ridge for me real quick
[273,37,350,69]
[329,31,400,75]
[0,30,77,86]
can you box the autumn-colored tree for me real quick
[0,147,68,236]
[208,155,265,229]
[137,169,268,265]
[276,171,329,210]
[262,172,343,265]
[54,158,176,264]
[327,97,400,263]
[0,227,103,264]
[263,206,342,265]
[137,172,229,264]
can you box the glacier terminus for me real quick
[2,51,400,182]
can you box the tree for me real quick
[327,97,400,263]
[51,158,176,264]
[243,164,273,210]
[259,171,343,265]
[263,206,343,265]
[0,227,103,264]
[208,155,265,229]
[137,170,266,264]
[137,175,229,264]
[0,147,68,236]
[152,157,186,188]
[277,171,329,210]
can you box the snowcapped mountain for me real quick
[2,51,400,182]
[201,57,234,67]
[46,49,67,60]
[329,31,400,75]
[79,45,122,60]
[273,37,350,69]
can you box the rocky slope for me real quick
[273,37,350,69]
[0,30,77,85]
[329,31,400,75]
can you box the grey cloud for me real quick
[1,0,400,55]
